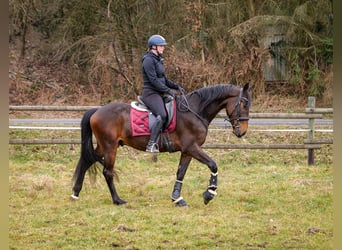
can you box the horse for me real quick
[71,83,251,206]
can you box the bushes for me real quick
[9,0,333,105]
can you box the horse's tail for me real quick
[72,108,102,184]
[80,108,103,165]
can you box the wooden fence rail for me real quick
[9,139,323,150]
[9,97,333,165]
[9,105,324,119]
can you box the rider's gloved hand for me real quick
[168,90,177,98]
[178,86,185,93]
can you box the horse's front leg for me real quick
[103,147,127,205]
[171,153,192,206]
[202,171,218,205]
[189,145,218,205]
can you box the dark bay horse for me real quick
[71,83,251,206]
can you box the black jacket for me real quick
[141,51,179,95]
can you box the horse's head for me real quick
[226,83,251,137]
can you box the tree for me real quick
[9,0,333,104]
[9,0,35,58]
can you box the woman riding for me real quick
[141,34,184,153]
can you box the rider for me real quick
[141,34,184,153]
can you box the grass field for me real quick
[9,127,333,249]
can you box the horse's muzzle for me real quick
[234,129,246,138]
[233,122,248,137]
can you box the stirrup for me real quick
[146,143,159,153]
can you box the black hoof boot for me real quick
[203,189,217,205]
[172,197,187,207]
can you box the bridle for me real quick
[226,87,250,129]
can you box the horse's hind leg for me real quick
[71,157,94,200]
[102,146,127,205]
[171,153,192,206]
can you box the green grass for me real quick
[9,139,333,249]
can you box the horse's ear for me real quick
[244,82,254,91]
[243,82,250,91]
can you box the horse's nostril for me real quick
[233,129,247,138]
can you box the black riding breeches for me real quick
[142,90,167,124]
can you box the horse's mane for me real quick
[186,84,235,111]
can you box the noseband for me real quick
[226,87,249,129]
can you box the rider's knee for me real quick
[156,114,166,123]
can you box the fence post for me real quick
[307,96,315,165]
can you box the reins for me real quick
[178,88,209,127]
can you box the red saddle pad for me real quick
[130,102,177,136]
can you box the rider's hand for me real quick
[168,90,177,98]
[178,86,185,93]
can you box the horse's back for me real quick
[93,102,130,118]
[89,101,151,151]
[90,102,131,134]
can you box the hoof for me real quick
[203,189,217,205]
[175,199,187,207]
[172,196,187,207]
[114,199,127,205]
[70,194,79,200]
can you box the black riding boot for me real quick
[146,115,163,153]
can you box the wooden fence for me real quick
[9,97,333,165]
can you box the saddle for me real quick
[130,95,176,137]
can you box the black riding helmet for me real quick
[147,35,167,48]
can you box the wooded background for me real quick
[9,0,333,105]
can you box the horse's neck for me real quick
[186,85,239,124]
[201,87,239,123]
[190,95,228,124]
[201,101,227,123]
